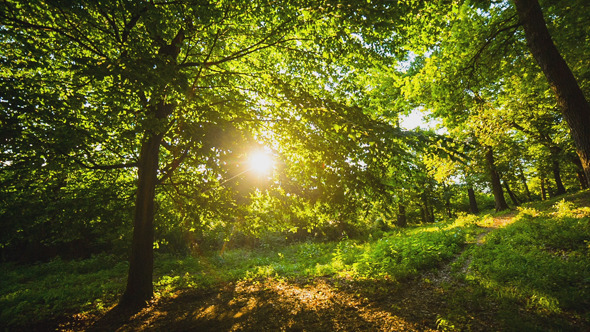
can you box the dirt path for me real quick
[475,212,517,245]
[61,214,519,332]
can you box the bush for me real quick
[353,227,466,280]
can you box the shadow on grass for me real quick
[86,303,145,331]
[67,263,588,331]
[83,278,441,331]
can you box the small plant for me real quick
[516,206,541,219]
[553,199,576,218]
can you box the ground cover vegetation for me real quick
[1,191,589,330]
[1,0,590,330]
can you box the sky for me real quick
[399,108,441,131]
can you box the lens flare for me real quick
[249,150,273,175]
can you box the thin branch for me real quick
[73,158,138,170]
[158,150,188,184]
[464,14,521,77]
[0,6,108,58]
[189,28,222,94]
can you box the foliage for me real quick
[1,0,590,324]
[352,226,466,279]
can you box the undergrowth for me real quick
[0,216,474,328]
[2,191,589,330]
[450,194,590,330]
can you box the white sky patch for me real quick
[400,108,447,135]
[400,108,434,129]
[395,52,416,73]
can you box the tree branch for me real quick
[158,151,188,184]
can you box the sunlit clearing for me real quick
[249,150,273,175]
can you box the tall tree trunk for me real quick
[396,204,407,228]
[518,165,532,201]
[503,181,520,206]
[551,159,566,195]
[120,131,162,307]
[120,30,183,308]
[541,177,547,200]
[485,146,509,211]
[468,187,479,214]
[514,0,590,187]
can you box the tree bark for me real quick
[120,131,162,307]
[119,29,184,308]
[551,159,566,195]
[503,181,520,206]
[468,187,479,214]
[577,170,589,190]
[396,204,407,228]
[120,101,174,307]
[541,177,547,200]
[485,147,509,211]
[571,156,589,189]
[514,0,590,187]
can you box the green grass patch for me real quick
[465,199,590,316]
[1,216,478,328]
[0,254,127,327]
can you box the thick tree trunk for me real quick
[468,187,479,214]
[120,30,183,308]
[485,147,509,211]
[120,104,173,307]
[577,171,589,190]
[396,204,407,228]
[503,181,520,206]
[541,177,547,200]
[571,156,589,189]
[514,0,590,187]
[120,131,162,307]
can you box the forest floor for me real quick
[57,212,533,331]
[5,191,590,331]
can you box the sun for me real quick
[248,150,273,175]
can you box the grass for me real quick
[0,254,127,327]
[1,190,589,330]
[440,190,590,331]
[467,197,590,313]
[0,218,473,328]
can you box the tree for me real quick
[0,0,323,307]
[467,187,479,214]
[513,0,590,186]
[485,146,510,211]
